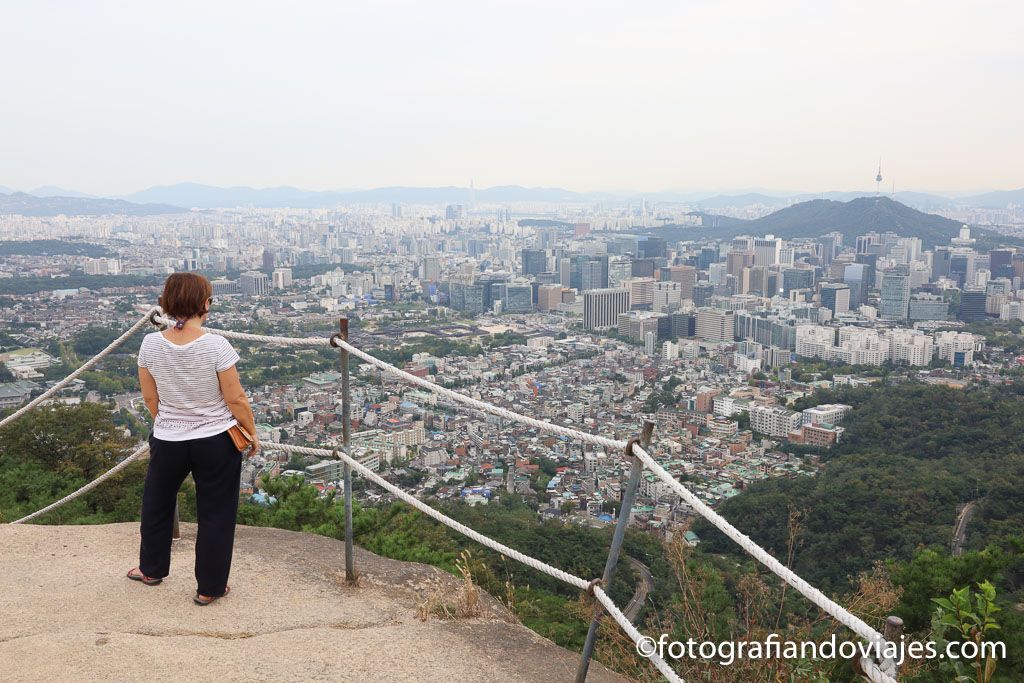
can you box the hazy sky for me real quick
[1,0,1021,195]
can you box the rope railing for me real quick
[328,332,892,647]
[0,307,162,431]
[0,306,899,682]
[9,443,151,524]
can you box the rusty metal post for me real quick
[575,419,655,683]
[339,317,354,583]
[882,615,904,675]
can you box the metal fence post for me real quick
[575,419,655,683]
[172,500,180,540]
[339,317,355,583]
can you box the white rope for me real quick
[327,336,892,657]
[3,306,898,681]
[150,312,331,346]
[592,586,683,683]
[333,337,625,450]
[263,442,591,591]
[0,308,160,430]
[9,443,149,524]
[861,659,898,683]
[629,443,886,650]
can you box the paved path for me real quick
[623,557,654,622]
[951,501,977,557]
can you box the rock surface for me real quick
[0,522,629,683]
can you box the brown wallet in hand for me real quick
[227,424,255,454]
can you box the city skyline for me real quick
[2,0,1021,195]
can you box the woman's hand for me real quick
[248,438,261,458]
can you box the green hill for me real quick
[645,196,1017,249]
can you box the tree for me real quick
[0,404,143,524]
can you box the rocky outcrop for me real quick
[0,523,628,682]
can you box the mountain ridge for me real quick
[645,196,1019,249]
[0,192,184,217]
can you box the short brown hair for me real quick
[159,272,213,321]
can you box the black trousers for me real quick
[139,430,242,597]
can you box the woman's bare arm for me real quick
[139,367,159,418]
[217,365,258,442]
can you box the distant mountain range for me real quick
[1,182,1022,213]
[122,183,1024,210]
[689,189,1021,211]
[648,196,1017,249]
[121,183,617,208]
[0,192,183,217]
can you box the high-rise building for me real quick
[445,205,464,220]
[693,283,715,308]
[931,247,953,281]
[726,250,755,277]
[240,271,269,297]
[623,277,655,309]
[695,308,735,343]
[843,263,869,307]
[262,249,275,271]
[819,232,843,265]
[670,312,696,338]
[652,281,682,313]
[665,265,697,300]
[639,236,667,259]
[644,330,657,356]
[989,249,1015,278]
[782,268,815,296]
[617,311,665,342]
[491,283,533,313]
[880,271,911,320]
[271,267,293,289]
[537,284,566,312]
[820,283,851,315]
[521,249,547,276]
[909,295,948,321]
[958,288,987,322]
[935,331,978,366]
[581,260,605,291]
[607,256,632,289]
[752,236,781,267]
[888,329,933,366]
[583,288,630,330]
[421,256,442,282]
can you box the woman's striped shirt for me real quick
[137,332,240,441]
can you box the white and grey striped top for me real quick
[137,332,241,441]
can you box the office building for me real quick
[752,237,781,267]
[782,268,814,297]
[693,283,715,308]
[583,288,630,330]
[880,271,911,320]
[695,308,735,343]
[240,271,269,297]
[421,256,442,282]
[935,331,978,366]
[653,281,682,313]
[749,405,803,437]
[521,249,547,276]
[271,267,293,289]
[958,288,987,322]
[908,295,948,321]
[820,283,851,315]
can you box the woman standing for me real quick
[127,272,260,605]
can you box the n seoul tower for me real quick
[875,159,883,196]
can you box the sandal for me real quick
[127,567,163,586]
[193,585,230,606]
